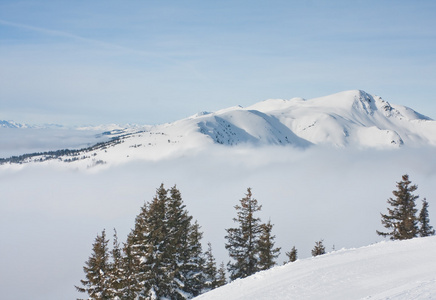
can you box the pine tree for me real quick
[225,188,263,281]
[166,185,194,299]
[285,246,297,263]
[418,198,435,237]
[120,242,139,299]
[181,221,206,298]
[311,239,326,257]
[377,174,419,240]
[216,262,227,288]
[76,229,113,300]
[126,183,170,299]
[108,229,124,299]
[78,184,207,299]
[125,184,205,299]
[258,220,281,270]
[204,243,226,292]
[203,242,218,292]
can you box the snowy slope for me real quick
[1,90,435,167]
[247,90,435,148]
[195,237,436,300]
[0,124,145,158]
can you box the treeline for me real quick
[0,137,123,165]
[76,174,434,299]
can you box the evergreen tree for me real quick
[258,220,281,270]
[120,242,139,299]
[311,239,326,257]
[285,246,297,263]
[377,174,419,240]
[418,198,435,237]
[76,229,113,300]
[203,242,218,291]
[126,184,171,299]
[78,184,207,299]
[125,184,205,299]
[216,263,227,288]
[181,221,206,298]
[225,188,263,281]
[108,229,124,299]
[166,185,194,299]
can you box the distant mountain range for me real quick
[1,90,435,167]
[0,120,30,128]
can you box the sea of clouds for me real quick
[1,144,435,299]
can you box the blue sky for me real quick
[1,0,435,125]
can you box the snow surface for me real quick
[195,237,436,300]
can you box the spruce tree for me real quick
[377,174,419,240]
[285,246,297,263]
[76,229,113,300]
[108,229,124,299]
[166,185,195,299]
[78,184,207,299]
[258,220,281,270]
[181,221,206,298]
[225,188,263,281]
[216,263,227,287]
[203,242,218,291]
[311,239,326,257]
[120,242,139,299]
[125,184,205,299]
[126,184,171,299]
[418,198,435,237]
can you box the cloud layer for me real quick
[1,145,435,299]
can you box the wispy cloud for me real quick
[0,18,169,59]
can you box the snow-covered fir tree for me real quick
[126,184,172,299]
[225,188,263,281]
[312,240,326,257]
[108,229,124,299]
[76,229,113,299]
[377,174,419,240]
[120,242,139,299]
[285,246,298,263]
[124,184,205,299]
[203,242,217,291]
[181,221,206,298]
[418,198,435,237]
[203,242,225,291]
[166,185,195,299]
[258,220,281,270]
[215,262,227,288]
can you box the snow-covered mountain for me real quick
[0,120,30,128]
[1,90,435,167]
[194,236,436,300]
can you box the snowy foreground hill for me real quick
[195,237,436,300]
[1,90,435,168]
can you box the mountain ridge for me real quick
[1,90,435,167]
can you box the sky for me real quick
[1,0,436,126]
